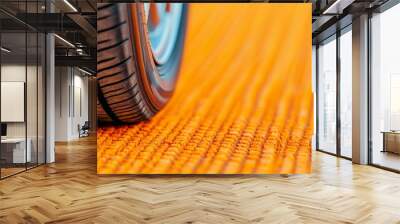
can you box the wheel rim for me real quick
[144,3,184,79]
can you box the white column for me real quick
[46,32,55,163]
[352,14,369,164]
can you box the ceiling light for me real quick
[323,0,355,15]
[54,34,75,48]
[1,47,11,53]
[78,67,93,76]
[76,48,84,55]
[63,0,78,12]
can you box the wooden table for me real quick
[382,131,400,154]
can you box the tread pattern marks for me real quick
[97,3,154,124]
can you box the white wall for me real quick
[55,66,69,141]
[54,67,89,141]
[1,82,25,122]
[1,64,40,138]
[1,63,46,163]
[73,73,89,137]
[1,65,26,138]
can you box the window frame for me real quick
[315,24,353,161]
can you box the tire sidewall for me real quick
[130,4,188,111]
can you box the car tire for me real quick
[97,3,187,124]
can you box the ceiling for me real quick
[311,0,390,43]
[0,0,96,73]
[0,0,395,71]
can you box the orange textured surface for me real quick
[97,4,313,174]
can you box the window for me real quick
[316,26,353,159]
[312,45,317,150]
[317,35,337,154]
[339,27,352,158]
[371,3,400,171]
[0,0,47,179]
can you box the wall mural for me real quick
[97,3,313,174]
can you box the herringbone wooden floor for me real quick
[1,137,400,223]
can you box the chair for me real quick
[78,121,90,138]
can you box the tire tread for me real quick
[97,3,153,124]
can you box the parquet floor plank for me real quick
[1,137,400,223]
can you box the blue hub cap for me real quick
[144,3,184,79]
